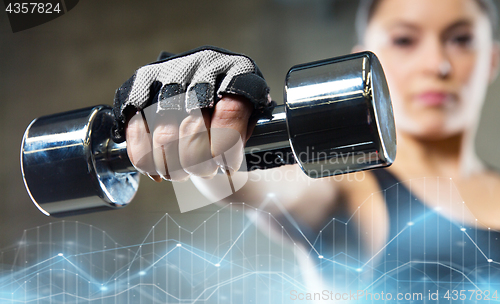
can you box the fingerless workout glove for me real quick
[112,46,275,143]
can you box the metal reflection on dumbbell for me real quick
[246,51,396,177]
[21,51,396,217]
[21,106,139,217]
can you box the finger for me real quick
[210,94,254,173]
[152,110,189,182]
[126,111,160,181]
[127,66,158,108]
[178,109,218,177]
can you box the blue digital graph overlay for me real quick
[1,177,500,303]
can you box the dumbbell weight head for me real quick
[245,51,396,177]
[21,51,396,217]
[21,105,140,217]
[284,51,396,177]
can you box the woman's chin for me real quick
[397,120,463,141]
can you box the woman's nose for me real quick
[420,37,452,79]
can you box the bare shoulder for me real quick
[452,169,500,229]
[454,169,500,200]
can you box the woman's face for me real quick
[363,0,498,140]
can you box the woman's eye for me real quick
[392,36,415,47]
[450,34,473,47]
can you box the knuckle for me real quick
[126,114,147,143]
[153,127,178,146]
[126,124,143,143]
[215,99,252,121]
[127,124,142,137]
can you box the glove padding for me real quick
[112,46,275,143]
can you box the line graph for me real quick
[1,177,500,303]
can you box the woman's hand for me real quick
[126,94,256,182]
[111,47,274,182]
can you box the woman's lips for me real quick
[414,91,453,106]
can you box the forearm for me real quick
[191,164,339,221]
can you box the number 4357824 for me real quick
[443,290,498,301]
[5,3,61,14]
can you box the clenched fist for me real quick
[111,46,275,182]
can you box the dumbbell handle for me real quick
[21,51,396,217]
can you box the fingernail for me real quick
[219,165,235,175]
[161,172,177,182]
[147,173,162,183]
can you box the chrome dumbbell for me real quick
[21,51,396,217]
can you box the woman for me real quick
[121,0,500,299]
